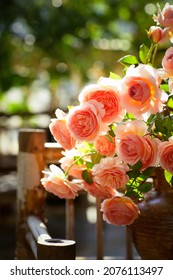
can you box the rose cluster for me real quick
[41,3,173,226]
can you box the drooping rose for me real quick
[94,134,116,157]
[78,77,125,124]
[49,109,76,150]
[92,157,129,191]
[100,196,140,226]
[158,138,173,174]
[162,47,173,76]
[119,64,167,118]
[41,164,81,199]
[66,101,103,142]
[153,3,173,28]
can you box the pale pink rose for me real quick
[66,102,103,142]
[49,109,76,150]
[119,64,167,118]
[78,77,125,124]
[162,47,173,76]
[153,3,173,28]
[101,196,140,226]
[41,164,81,199]
[92,157,129,191]
[158,138,173,174]
[141,136,161,171]
[148,26,170,44]
[83,181,116,199]
[94,134,116,157]
[59,149,85,179]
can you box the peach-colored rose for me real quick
[94,134,116,157]
[116,122,160,170]
[101,196,140,225]
[83,181,116,199]
[41,164,81,199]
[59,149,85,179]
[162,47,173,76]
[78,77,125,124]
[92,157,129,191]
[158,138,173,174]
[49,109,76,150]
[66,102,103,142]
[148,26,170,44]
[154,3,173,28]
[119,64,167,118]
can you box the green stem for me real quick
[64,151,96,177]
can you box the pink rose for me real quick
[154,3,173,28]
[49,109,76,150]
[41,164,81,199]
[66,102,103,142]
[115,121,160,170]
[101,196,140,226]
[148,26,170,44]
[78,77,125,124]
[94,134,116,157]
[162,47,173,76]
[158,138,173,174]
[92,157,129,191]
[119,64,167,118]
[83,181,116,199]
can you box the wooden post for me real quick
[126,227,133,260]
[15,129,46,259]
[96,197,103,260]
[65,199,75,240]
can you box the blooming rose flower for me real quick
[41,164,81,199]
[153,3,173,28]
[78,77,125,124]
[66,101,103,142]
[94,134,116,157]
[49,109,76,150]
[162,47,173,76]
[92,157,129,191]
[59,149,85,179]
[158,137,173,174]
[83,181,116,199]
[115,121,160,170]
[101,196,140,226]
[148,26,170,44]
[119,64,167,118]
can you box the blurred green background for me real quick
[0,0,166,154]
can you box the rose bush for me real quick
[41,2,173,226]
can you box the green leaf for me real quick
[91,152,102,164]
[82,170,93,184]
[160,83,169,92]
[138,182,152,193]
[167,96,173,109]
[164,170,173,186]
[109,72,121,80]
[139,44,149,64]
[118,55,138,67]
[85,161,94,169]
